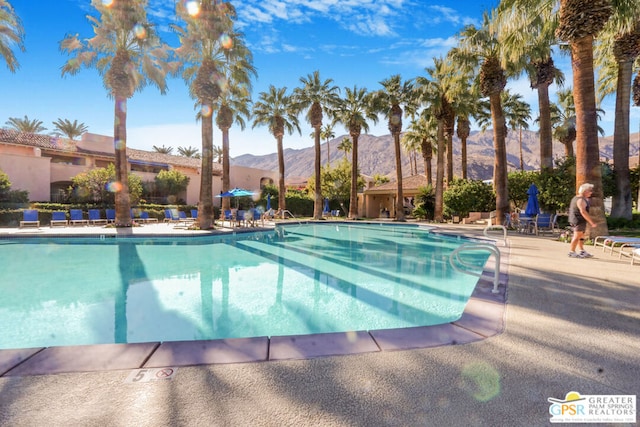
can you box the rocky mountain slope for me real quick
[232,130,640,182]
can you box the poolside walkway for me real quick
[1,223,638,426]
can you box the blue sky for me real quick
[1,0,626,158]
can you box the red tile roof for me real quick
[0,129,221,173]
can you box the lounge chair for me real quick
[252,209,262,226]
[191,209,198,220]
[50,211,68,227]
[593,235,640,257]
[20,209,40,228]
[164,208,182,223]
[140,211,158,223]
[631,247,640,266]
[534,213,557,236]
[88,209,108,225]
[69,209,88,226]
[106,209,116,223]
[179,210,195,222]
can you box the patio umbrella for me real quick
[525,183,540,216]
[323,198,330,214]
[266,194,271,211]
[215,188,255,208]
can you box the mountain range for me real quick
[232,130,640,183]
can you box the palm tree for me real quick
[51,119,88,139]
[401,131,419,175]
[5,115,46,133]
[503,92,532,171]
[209,31,256,212]
[213,144,223,163]
[551,88,606,158]
[454,11,512,221]
[452,80,481,180]
[415,57,457,221]
[556,0,614,237]
[337,137,352,159]
[172,0,238,229]
[404,116,437,184]
[177,146,200,158]
[550,89,576,157]
[373,74,415,221]
[61,0,178,227]
[320,124,335,166]
[0,0,24,72]
[595,17,640,220]
[252,85,301,217]
[332,86,378,219]
[503,0,616,235]
[495,3,565,171]
[153,145,174,155]
[293,71,341,219]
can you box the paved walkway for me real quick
[0,224,638,426]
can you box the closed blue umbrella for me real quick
[525,183,540,216]
[323,198,330,214]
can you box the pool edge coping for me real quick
[0,223,509,377]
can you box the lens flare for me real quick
[201,105,212,118]
[133,24,147,39]
[114,139,126,150]
[459,362,501,402]
[117,100,126,113]
[107,181,122,193]
[185,0,200,16]
[102,0,114,7]
[220,34,233,49]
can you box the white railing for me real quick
[483,224,509,246]
[449,242,502,294]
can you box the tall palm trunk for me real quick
[276,135,286,216]
[393,131,405,221]
[519,127,524,171]
[221,127,231,212]
[572,35,607,236]
[610,30,639,220]
[349,132,359,219]
[114,96,131,227]
[434,120,445,221]
[421,139,433,185]
[457,117,470,179]
[198,113,214,229]
[537,83,554,169]
[489,92,509,222]
[444,109,455,182]
[313,127,323,219]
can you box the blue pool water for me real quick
[0,223,490,350]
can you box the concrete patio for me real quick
[0,223,638,426]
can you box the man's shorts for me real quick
[571,222,587,232]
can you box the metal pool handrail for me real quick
[449,242,502,294]
[483,224,509,246]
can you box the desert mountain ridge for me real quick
[232,130,640,183]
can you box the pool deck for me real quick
[1,222,638,425]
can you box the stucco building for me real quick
[0,129,276,205]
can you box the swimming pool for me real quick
[0,223,490,350]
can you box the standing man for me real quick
[568,183,597,258]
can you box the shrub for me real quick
[413,185,435,220]
[443,179,496,219]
